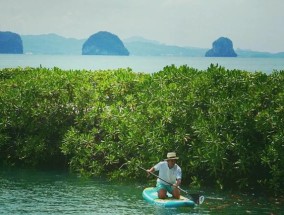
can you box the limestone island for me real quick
[82,31,129,56]
[205,37,237,57]
[0,31,23,54]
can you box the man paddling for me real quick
[147,152,182,199]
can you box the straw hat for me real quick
[165,152,179,160]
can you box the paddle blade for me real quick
[190,194,205,205]
[199,195,205,205]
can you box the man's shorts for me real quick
[156,182,174,194]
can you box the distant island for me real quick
[205,37,237,57]
[124,36,207,57]
[22,33,84,55]
[0,31,23,54]
[82,31,129,56]
[13,32,284,58]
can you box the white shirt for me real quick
[154,161,182,185]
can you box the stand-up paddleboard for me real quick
[142,187,195,208]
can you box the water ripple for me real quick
[0,168,283,214]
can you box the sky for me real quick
[1,0,283,53]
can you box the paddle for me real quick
[139,166,205,205]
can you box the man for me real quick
[147,152,182,199]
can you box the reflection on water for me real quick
[0,168,283,214]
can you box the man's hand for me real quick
[146,167,155,177]
[174,179,181,187]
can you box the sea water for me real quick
[0,168,282,215]
[0,54,284,73]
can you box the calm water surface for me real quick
[0,168,282,215]
[0,54,284,73]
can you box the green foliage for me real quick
[0,65,283,195]
[0,67,88,167]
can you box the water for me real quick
[0,54,284,73]
[0,168,282,214]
